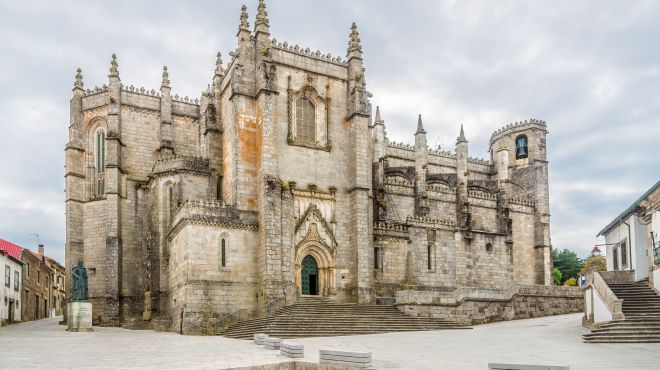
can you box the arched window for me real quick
[515,135,528,159]
[94,129,106,196]
[295,96,315,143]
[220,239,226,267]
[95,129,106,172]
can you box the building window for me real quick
[14,271,19,291]
[24,263,29,277]
[94,128,106,196]
[613,246,619,270]
[96,129,106,173]
[220,239,226,268]
[295,96,316,143]
[37,270,40,285]
[4,265,9,287]
[620,240,628,267]
[427,245,433,270]
[374,247,382,270]
[515,135,528,159]
[486,243,493,253]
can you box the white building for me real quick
[597,181,660,287]
[1,248,23,324]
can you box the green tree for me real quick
[552,249,582,284]
[553,267,562,285]
[564,277,577,287]
[580,254,606,276]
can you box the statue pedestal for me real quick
[66,302,93,332]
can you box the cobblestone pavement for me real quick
[0,313,658,369]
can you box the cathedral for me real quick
[64,1,552,334]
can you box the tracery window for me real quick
[295,97,316,143]
[515,134,528,159]
[94,128,106,196]
[287,80,331,151]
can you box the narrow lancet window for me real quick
[515,135,528,159]
[221,239,226,267]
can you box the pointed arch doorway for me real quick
[301,255,318,295]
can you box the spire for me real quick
[215,52,224,76]
[161,66,170,89]
[374,106,383,124]
[109,53,119,77]
[73,68,83,90]
[347,22,362,58]
[254,0,270,34]
[415,114,426,134]
[457,124,467,143]
[239,4,250,32]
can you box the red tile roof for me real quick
[0,238,24,259]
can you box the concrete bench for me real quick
[280,342,304,358]
[320,349,372,368]
[264,337,282,350]
[489,364,569,370]
[253,333,268,345]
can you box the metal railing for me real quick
[653,241,660,264]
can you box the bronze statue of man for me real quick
[72,261,88,301]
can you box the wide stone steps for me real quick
[584,280,660,343]
[221,297,468,339]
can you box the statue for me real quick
[72,261,88,301]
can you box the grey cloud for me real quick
[1,0,658,262]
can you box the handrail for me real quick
[265,295,287,316]
[586,271,625,321]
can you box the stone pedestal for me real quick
[66,302,93,332]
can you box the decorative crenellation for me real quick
[383,177,413,187]
[428,148,456,158]
[467,157,491,165]
[271,38,347,65]
[120,84,160,97]
[406,216,456,228]
[509,197,535,206]
[83,85,108,96]
[489,118,548,144]
[427,184,454,193]
[374,222,408,232]
[387,141,415,151]
[169,199,258,237]
[172,94,200,105]
[468,189,497,201]
[152,156,210,177]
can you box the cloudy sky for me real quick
[1,0,658,264]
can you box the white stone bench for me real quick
[253,333,268,345]
[264,337,282,350]
[319,349,372,368]
[489,364,569,370]
[280,342,304,358]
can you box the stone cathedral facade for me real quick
[64,1,552,334]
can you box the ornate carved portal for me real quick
[294,222,336,297]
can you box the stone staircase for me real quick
[584,279,660,343]
[221,296,469,339]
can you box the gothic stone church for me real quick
[65,1,552,334]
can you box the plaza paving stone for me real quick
[0,313,658,369]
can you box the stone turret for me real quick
[104,53,123,326]
[414,115,428,216]
[347,23,368,117]
[372,106,386,163]
[456,124,469,227]
[254,0,270,35]
[159,66,174,157]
